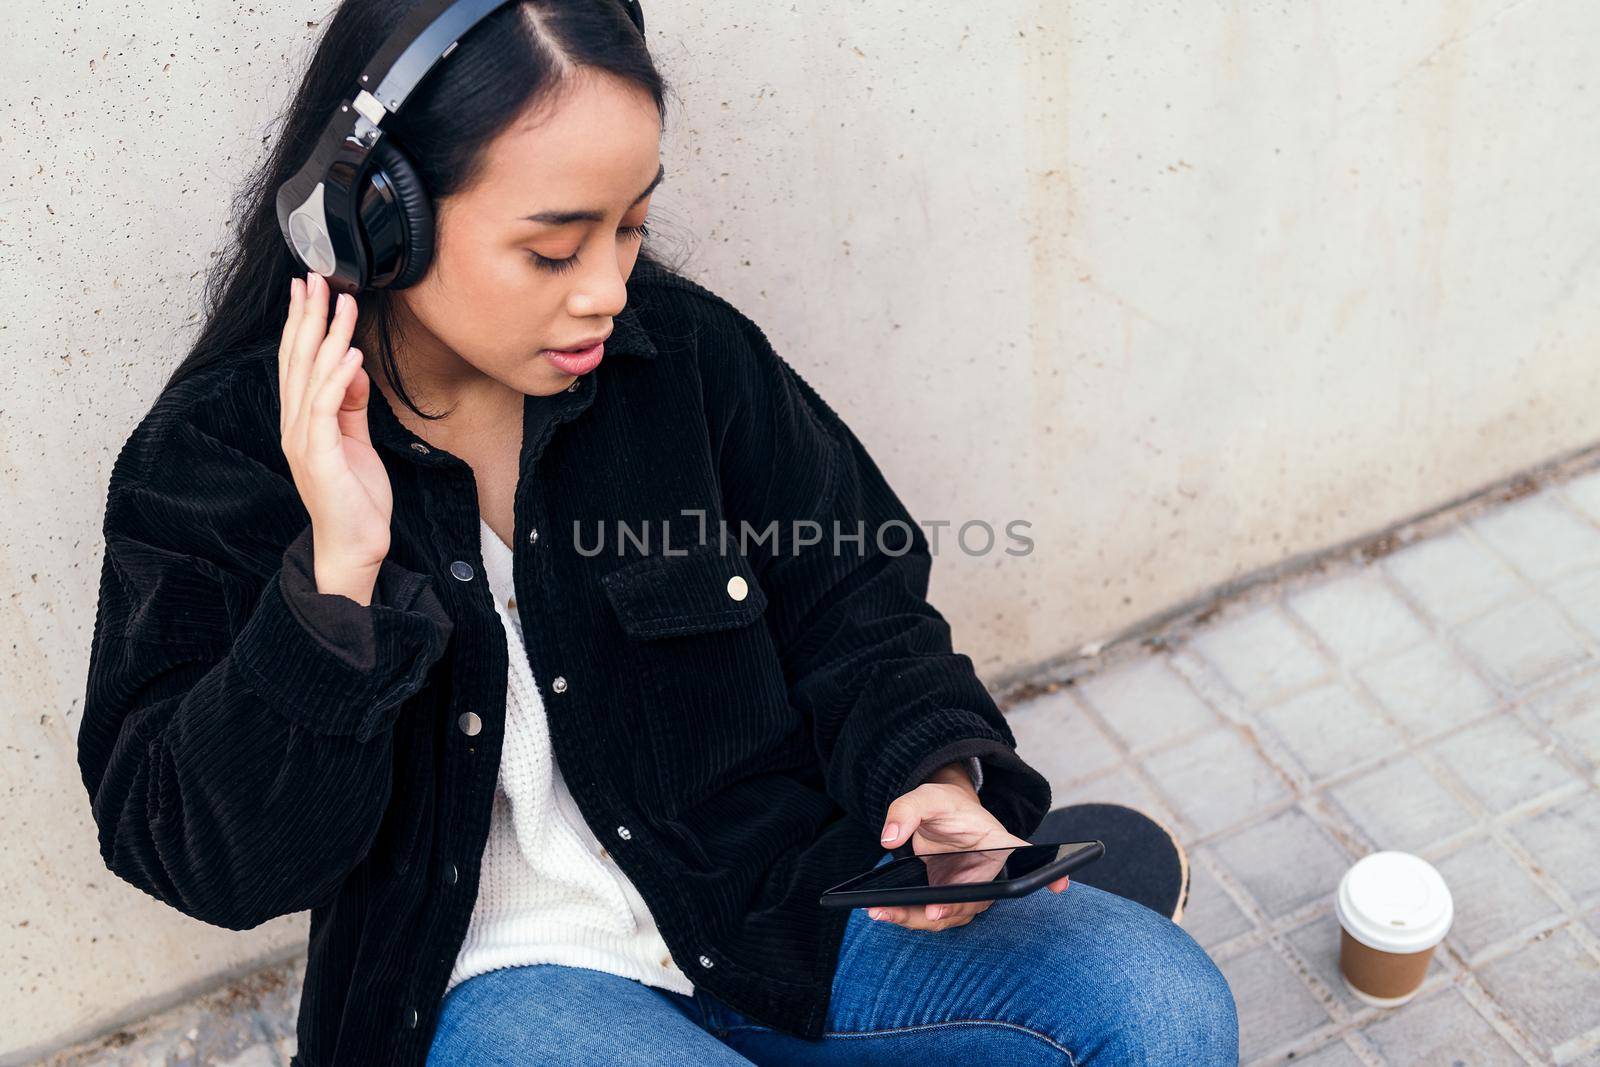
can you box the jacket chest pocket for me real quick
[601,544,796,818]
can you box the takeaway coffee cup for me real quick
[1334,851,1453,1007]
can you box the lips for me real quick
[540,337,607,376]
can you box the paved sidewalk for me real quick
[1004,466,1600,1065]
[39,464,1600,1066]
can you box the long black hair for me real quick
[165,0,680,420]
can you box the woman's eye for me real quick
[527,224,652,275]
[528,251,579,275]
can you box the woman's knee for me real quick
[1031,883,1239,1065]
[1124,932,1239,1065]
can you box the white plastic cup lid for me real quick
[1335,851,1453,954]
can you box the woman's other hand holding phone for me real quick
[871,762,1070,932]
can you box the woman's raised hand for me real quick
[277,271,393,605]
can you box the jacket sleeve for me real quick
[78,429,454,931]
[696,295,1052,846]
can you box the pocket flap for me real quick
[601,545,768,639]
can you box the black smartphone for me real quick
[818,839,1105,910]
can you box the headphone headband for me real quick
[277,0,647,294]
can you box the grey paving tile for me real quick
[1545,565,1600,645]
[1557,468,1600,525]
[1434,835,1566,960]
[1471,493,1600,584]
[1052,765,1167,818]
[1073,656,1220,755]
[1216,942,1333,1063]
[1325,755,1478,854]
[1187,605,1329,706]
[1452,595,1593,691]
[217,1045,283,1067]
[1182,854,1257,950]
[1360,987,1523,1066]
[1354,640,1501,742]
[1282,1039,1366,1067]
[1382,529,1524,625]
[1552,710,1600,776]
[1475,925,1600,1062]
[1254,683,1407,783]
[1286,572,1430,666]
[1211,806,1352,920]
[1140,726,1294,839]
[1507,791,1600,910]
[1005,690,1124,790]
[1528,670,1600,773]
[64,1014,273,1067]
[1429,715,1583,814]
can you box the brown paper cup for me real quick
[1334,851,1453,1007]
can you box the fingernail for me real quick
[867,908,880,920]
[928,905,944,920]
[881,823,898,843]
[336,292,350,314]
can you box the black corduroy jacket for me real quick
[77,258,1053,1065]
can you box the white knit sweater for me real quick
[446,518,694,996]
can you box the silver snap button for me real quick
[410,442,430,454]
[698,955,714,969]
[528,527,540,545]
[444,862,458,885]
[616,825,632,840]
[404,1006,419,1029]
[726,575,749,602]
[551,676,568,694]
[457,711,482,736]
[450,560,474,581]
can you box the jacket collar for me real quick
[607,300,658,361]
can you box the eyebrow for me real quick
[517,163,666,225]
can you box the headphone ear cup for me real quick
[362,138,435,290]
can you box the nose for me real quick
[570,246,632,318]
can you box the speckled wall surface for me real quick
[5,0,1599,1059]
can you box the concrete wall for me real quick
[5,0,1599,1058]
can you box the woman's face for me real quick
[386,70,663,398]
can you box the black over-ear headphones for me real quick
[276,0,646,295]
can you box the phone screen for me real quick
[830,840,1101,894]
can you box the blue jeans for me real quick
[427,856,1239,1065]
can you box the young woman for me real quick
[79,1,1238,1063]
